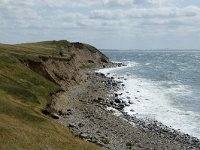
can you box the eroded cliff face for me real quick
[22,41,109,90]
[24,57,85,90]
[71,42,109,64]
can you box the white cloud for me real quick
[90,6,200,20]
[0,0,200,49]
[102,0,134,7]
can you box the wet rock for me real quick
[116,104,125,110]
[125,103,130,107]
[95,72,105,77]
[128,100,133,104]
[110,101,114,105]
[112,82,117,86]
[115,99,121,103]
[117,81,123,84]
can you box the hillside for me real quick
[0,40,109,149]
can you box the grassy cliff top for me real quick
[0,40,103,150]
[0,40,102,59]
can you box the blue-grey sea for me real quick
[99,49,200,139]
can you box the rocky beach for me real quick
[49,65,200,150]
[2,40,199,150]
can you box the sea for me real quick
[98,49,200,139]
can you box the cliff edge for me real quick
[0,40,107,150]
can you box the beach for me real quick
[50,67,200,150]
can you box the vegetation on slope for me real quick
[0,40,104,150]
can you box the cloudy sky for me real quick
[0,0,200,49]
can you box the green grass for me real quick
[0,40,72,59]
[80,63,95,69]
[0,41,103,150]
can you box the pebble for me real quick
[80,133,89,139]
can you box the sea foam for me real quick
[98,61,200,139]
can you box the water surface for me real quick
[100,49,200,139]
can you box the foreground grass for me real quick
[0,41,103,150]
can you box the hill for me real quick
[0,40,109,149]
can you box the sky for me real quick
[0,0,200,49]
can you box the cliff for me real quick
[0,40,108,150]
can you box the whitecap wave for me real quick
[98,61,200,139]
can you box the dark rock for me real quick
[112,82,117,86]
[98,97,104,101]
[116,104,125,110]
[128,100,133,104]
[78,123,84,127]
[88,60,94,63]
[42,109,51,116]
[115,99,121,103]
[68,123,76,128]
[66,111,72,115]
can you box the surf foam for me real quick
[98,62,200,139]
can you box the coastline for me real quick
[51,65,200,150]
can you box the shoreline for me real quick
[98,66,200,144]
[51,65,200,150]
